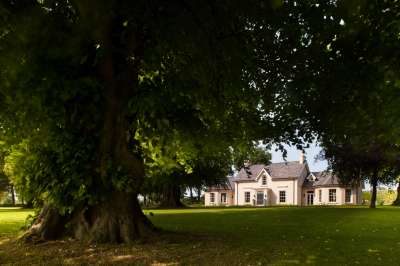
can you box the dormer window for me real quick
[262,175,267,185]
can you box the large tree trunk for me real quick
[23,194,156,243]
[370,173,378,208]
[159,184,184,208]
[23,6,156,243]
[392,182,400,206]
[83,10,155,242]
[189,187,194,201]
[71,192,155,243]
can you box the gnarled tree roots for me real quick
[22,193,156,244]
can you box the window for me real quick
[319,190,322,202]
[262,175,267,185]
[221,193,227,203]
[329,189,336,202]
[245,192,251,203]
[210,193,215,203]
[345,189,351,203]
[279,191,286,203]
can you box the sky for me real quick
[270,142,328,172]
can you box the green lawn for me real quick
[0,207,33,237]
[1,206,399,265]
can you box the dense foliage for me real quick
[1,0,315,241]
[1,0,400,240]
[232,145,271,170]
[288,1,400,207]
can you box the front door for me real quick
[221,193,227,204]
[307,192,314,205]
[256,191,264,205]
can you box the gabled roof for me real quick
[235,164,266,181]
[234,161,307,182]
[313,171,340,186]
[303,171,342,188]
[266,161,307,179]
[206,176,235,191]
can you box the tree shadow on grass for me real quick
[0,230,234,265]
[1,207,399,265]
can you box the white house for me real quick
[205,156,363,207]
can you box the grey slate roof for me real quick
[207,164,351,192]
[235,164,265,181]
[234,161,306,182]
[303,171,341,188]
[267,161,306,179]
[206,176,235,191]
[313,171,341,186]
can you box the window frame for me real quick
[279,191,286,203]
[244,192,251,203]
[210,193,215,203]
[318,190,322,202]
[262,175,267,185]
[329,189,336,202]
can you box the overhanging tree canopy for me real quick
[1,0,399,242]
[0,0,307,242]
[284,1,400,208]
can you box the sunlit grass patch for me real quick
[0,207,34,237]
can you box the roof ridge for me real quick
[269,160,300,165]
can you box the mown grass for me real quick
[0,207,33,237]
[1,206,399,265]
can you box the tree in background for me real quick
[392,177,400,206]
[232,145,271,171]
[279,1,400,208]
[138,129,235,208]
[0,142,9,201]
[2,138,39,207]
[0,140,16,205]
[321,143,400,208]
[0,164,11,204]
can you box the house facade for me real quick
[205,157,363,207]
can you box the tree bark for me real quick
[196,186,202,201]
[22,194,156,243]
[370,172,378,208]
[159,184,184,208]
[71,192,155,243]
[189,187,193,201]
[86,12,155,242]
[10,185,15,206]
[392,182,400,206]
[22,205,67,242]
